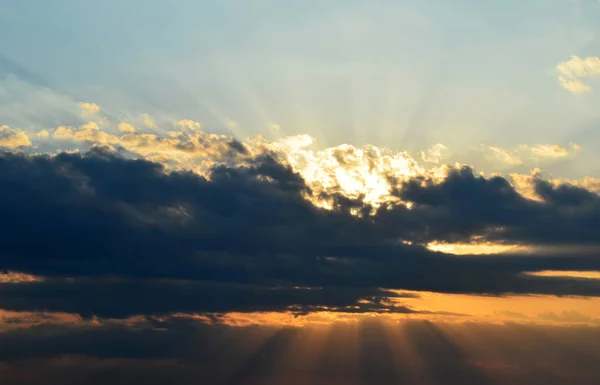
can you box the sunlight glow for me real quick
[426,242,525,255]
[525,270,600,280]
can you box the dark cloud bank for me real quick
[1,148,600,317]
[2,148,600,384]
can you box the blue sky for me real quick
[1,0,600,177]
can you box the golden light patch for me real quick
[426,241,525,255]
[525,270,600,280]
[0,271,43,283]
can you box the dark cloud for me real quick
[0,150,600,317]
[0,279,407,318]
[390,166,600,245]
[1,319,600,385]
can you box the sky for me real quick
[2,1,600,384]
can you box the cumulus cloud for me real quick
[118,122,136,133]
[36,129,50,138]
[49,122,248,169]
[177,119,201,131]
[557,56,600,93]
[1,146,600,320]
[78,102,100,116]
[0,120,600,321]
[0,125,31,148]
[1,123,600,384]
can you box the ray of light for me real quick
[313,321,361,385]
[381,320,436,385]
[258,325,332,385]
[216,327,291,385]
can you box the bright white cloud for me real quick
[556,56,600,93]
[267,135,440,208]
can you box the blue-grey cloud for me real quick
[0,148,599,318]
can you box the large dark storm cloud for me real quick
[393,167,600,244]
[1,149,600,317]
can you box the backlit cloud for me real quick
[1,133,600,320]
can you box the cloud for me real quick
[78,102,100,116]
[224,117,238,129]
[36,129,50,138]
[49,122,248,169]
[118,122,136,134]
[0,125,31,148]
[481,143,578,166]
[529,144,573,159]
[53,123,116,144]
[538,310,595,324]
[142,113,157,128]
[557,56,600,93]
[482,145,523,166]
[1,147,600,319]
[421,143,448,164]
[0,272,41,284]
[396,166,600,246]
[177,119,201,132]
[558,76,591,93]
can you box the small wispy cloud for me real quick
[556,56,600,93]
[177,119,201,132]
[483,145,523,166]
[142,113,157,129]
[482,143,579,166]
[421,143,448,164]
